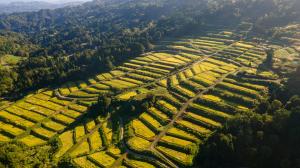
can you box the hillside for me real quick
[0,28,298,167]
[0,0,299,97]
[0,0,300,168]
[0,1,85,14]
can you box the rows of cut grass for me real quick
[73,156,98,168]
[33,93,51,101]
[191,64,204,74]
[89,131,103,150]
[102,79,137,90]
[185,111,222,129]
[77,81,88,89]
[136,69,163,78]
[224,77,267,92]
[19,135,46,147]
[68,103,88,113]
[75,125,85,141]
[142,66,170,74]
[0,110,35,129]
[61,109,82,119]
[160,93,182,108]
[202,94,249,111]
[196,96,242,115]
[169,75,179,86]
[116,91,137,101]
[92,83,110,90]
[68,82,80,92]
[170,45,201,54]
[52,113,75,125]
[161,57,185,65]
[211,68,229,74]
[176,120,212,137]
[32,127,56,140]
[0,133,11,142]
[166,127,199,143]
[147,107,170,124]
[86,120,96,132]
[191,75,215,87]
[173,55,191,63]
[130,59,149,65]
[158,79,168,87]
[131,119,156,139]
[120,77,144,85]
[179,52,200,60]
[211,88,256,108]
[6,106,46,122]
[88,151,116,167]
[170,85,196,99]
[102,121,113,145]
[70,140,90,157]
[156,100,178,115]
[181,80,205,93]
[159,135,195,151]
[150,63,174,71]
[156,145,193,166]
[88,79,97,85]
[139,112,163,133]
[50,97,72,106]
[126,73,155,82]
[124,62,142,69]
[69,90,98,98]
[55,130,74,158]
[25,97,63,111]
[124,158,156,168]
[59,87,70,96]
[189,103,232,122]
[42,120,66,132]
[127,136,151,153]
[83,86,109,95]
[217,82,261,99]
[0,121,26,137]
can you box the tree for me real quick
[256,100,271,114]
[0,68,17,96]
[0,142,55,167]
[287,66,300,96]
[265,48,274,68]
[286,95,300,110]
[270,99,283,112]
[97,95,112,116]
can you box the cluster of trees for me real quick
[0,141,57,167]
[0,32,35,57]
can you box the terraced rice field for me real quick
[0,31,280,168]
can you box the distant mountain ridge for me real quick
[0,1,85,14]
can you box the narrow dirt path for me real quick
[14,99,77,139]
[149,69,240,149]
[57,40,240,101]
[110,117,170,168]
[147,43,257,167]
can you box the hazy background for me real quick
[0,0,92,4]
[0,0,93,14]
